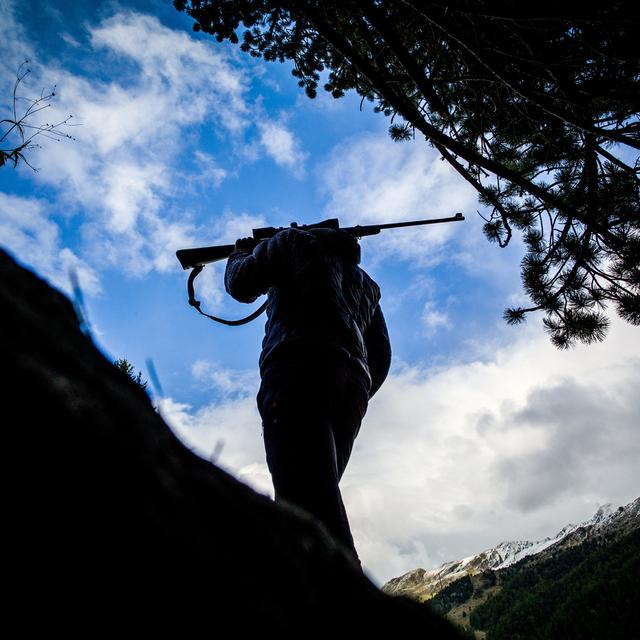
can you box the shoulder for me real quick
[358,266,381,297]
[275,227,316,243]
[268,227,322,257]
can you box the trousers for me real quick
[257,357,370,566]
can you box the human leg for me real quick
[257,364,361,562]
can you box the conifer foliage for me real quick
[175,1,640,347]
[114,357,148,392]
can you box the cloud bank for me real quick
[318,134,478,265]
[1,6,305,295]
[163,318,640,585]
[0,193,100,296]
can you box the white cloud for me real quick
[22,12,252,276]
[318,134,478,264]
[493,376,640,512]
[211,210,269,245]
[258,119,307,176]
[89,12,250,136]
[421,301,450,335]
[343,318,640,584]
[317,131,527,305]
[2,9,305,283]
[164,317,640,586]
[160,394,273,496]
[0,1,30,81]
[193,151,227,188]
[0,192,100,296]
[192,359,259,398]
[60,32,81,48]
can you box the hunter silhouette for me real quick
[225,226,391,566]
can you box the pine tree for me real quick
[175,0,640,347]
[114,358,148,392]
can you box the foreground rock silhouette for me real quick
[2,248,461,636]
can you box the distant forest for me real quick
[460,528,640,639]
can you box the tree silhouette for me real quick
[174,1,639,347]
[114,357,148,392]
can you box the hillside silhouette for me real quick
[1,247,462,636]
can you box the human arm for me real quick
[224,237,272,303]
[224,230,299,303]
[364,304,391,398]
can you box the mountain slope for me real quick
[382,498,639,638]
[469,527,640,639]
[382,497,640,602]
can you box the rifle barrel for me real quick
[343,212,464,237]
[374,212,464,230]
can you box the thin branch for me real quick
[595,145,639,174]
[1,63,75,171]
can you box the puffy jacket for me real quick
[224,227,391,398]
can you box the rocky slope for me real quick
[383,497,640,601]
[1,248,463,637]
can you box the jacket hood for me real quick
[308,227,361,265]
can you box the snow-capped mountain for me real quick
[382,497,639,601]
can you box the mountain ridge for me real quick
[382,496,639,601]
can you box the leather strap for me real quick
[187,266,268,326]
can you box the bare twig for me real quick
[1,60,76,171]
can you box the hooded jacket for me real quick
[224,227,391,398]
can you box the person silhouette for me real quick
[225,225,391,567]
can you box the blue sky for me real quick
[2,0,639,585]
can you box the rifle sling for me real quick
[187,266,268,326]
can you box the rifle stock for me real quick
[177,244,236,270]
[176,218,340,270]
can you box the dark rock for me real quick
[1,248,462,636]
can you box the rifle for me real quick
[176,213,464,325]
[177,213,463,270]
